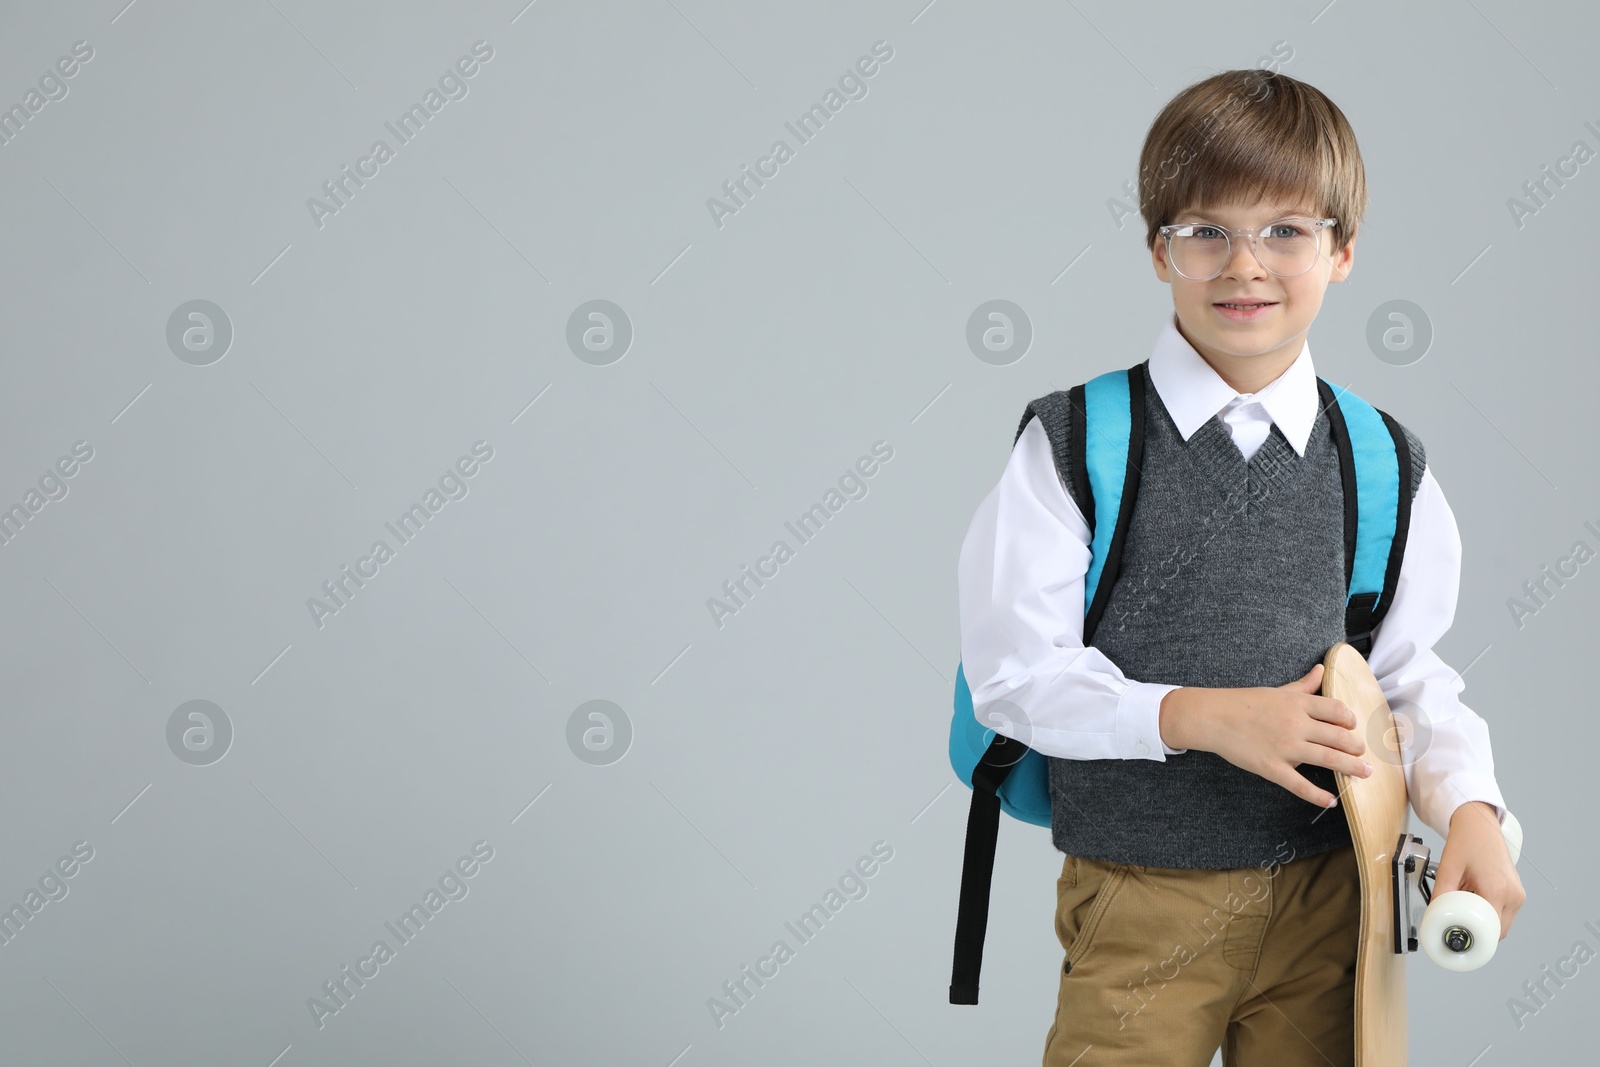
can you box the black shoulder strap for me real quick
[1364,409,1416,648]
[1317,378,1417,655]
[1084,365,1146,645]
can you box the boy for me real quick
[956,69,1525,1065]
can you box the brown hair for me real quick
[1136,69,1365,256]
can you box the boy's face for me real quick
[1151,193,1354,390]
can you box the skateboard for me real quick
[1320,641,1522,1067]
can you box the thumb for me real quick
[1283,662,1324,692]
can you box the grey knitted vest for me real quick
[1023,360,1424,869]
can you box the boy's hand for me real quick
[1434,800,1526,940]
[1159,662,1371,809]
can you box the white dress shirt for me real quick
[957,313,1506,841]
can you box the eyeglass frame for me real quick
[1156,216,1339,280]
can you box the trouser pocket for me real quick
[1055,854,1131,972]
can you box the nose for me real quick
[1224,232,1268,279]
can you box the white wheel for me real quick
[1420,890,1500,971]
[1502,810,1522,867]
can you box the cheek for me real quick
[1283,280,1327,309]
[1277,289,1328,330]
[1187,288,1224,313]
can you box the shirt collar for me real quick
[1146,310,1319,457]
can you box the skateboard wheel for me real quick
[1420,890,1500,971]
[1502,810,1522,867]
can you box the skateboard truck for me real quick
[1391,832,1435,955]
[1388,812,1522,972]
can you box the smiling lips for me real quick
[1213,300,1277,320]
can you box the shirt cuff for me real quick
[1117,681,1185,760]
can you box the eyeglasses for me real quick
[1157,216,1338,280]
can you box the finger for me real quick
[1500,889,1525,939]
[1308,722,1367,759]
[1306,696,1356,729]
[1298,742,1371,780]
[1276,765,1338,809]
[1292,663,1324,692]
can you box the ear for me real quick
[1328,228,1356,283]
[1152,236,1173,283]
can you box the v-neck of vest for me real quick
[1143,364,1307,508]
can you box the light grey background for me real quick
[0,1,1592,1064]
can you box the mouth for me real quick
[1213,300,1278,321]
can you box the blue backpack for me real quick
[948,360,1419,1005]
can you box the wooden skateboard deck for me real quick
[1321,641,1409,1067]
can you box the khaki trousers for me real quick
[1042,842,1361,1066]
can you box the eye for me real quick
[1189,225,1224,240]
[1268,221,1308,239]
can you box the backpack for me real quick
[947,359,1420,1005]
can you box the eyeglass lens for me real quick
[1168,221,1324,280]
